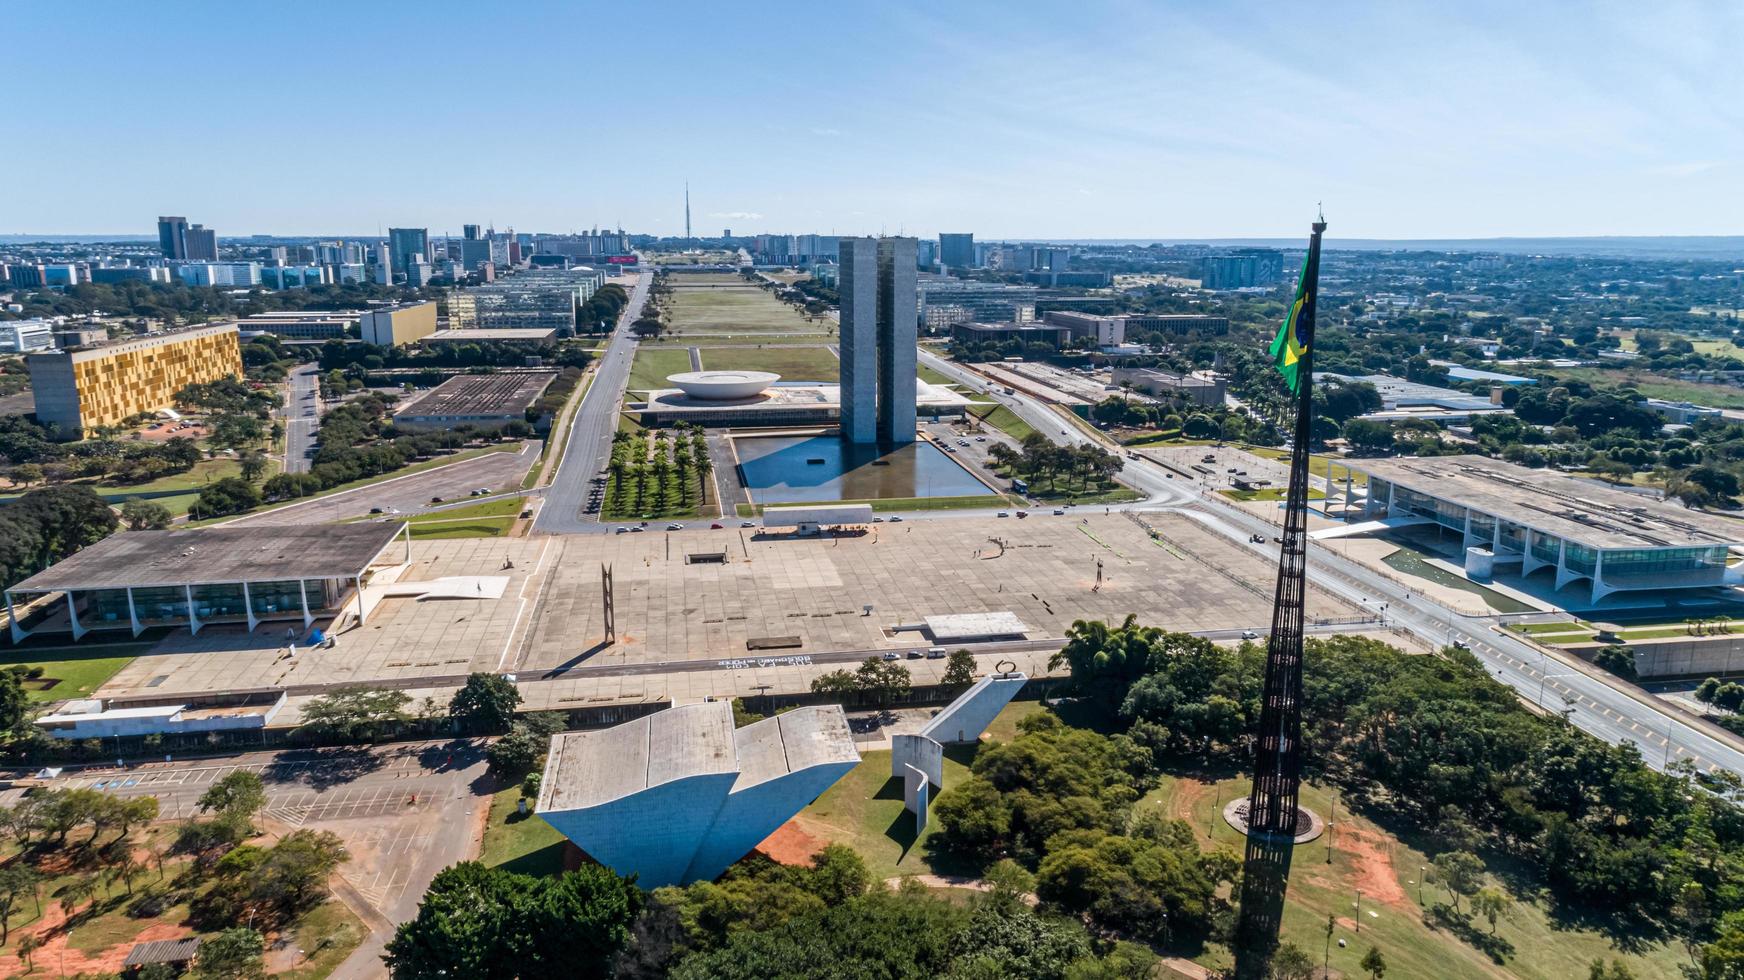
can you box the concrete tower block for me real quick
[837,238,879,445]
[876,237,919,445]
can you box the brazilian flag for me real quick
[1268,225,1324,395]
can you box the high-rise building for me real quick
[373,242,393,285]
[388,228,429,274]
[838,237,918,446]
[157,216,189,260]
[462,224,482,241]
[28,324,243,438]
[358,301,439,346]
[1199,249,1284,289]
[184,224,218,261]
[939,233,975,270]
[0,320,56,354]
[405,257,432,287]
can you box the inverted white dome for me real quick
[666,370,781,400]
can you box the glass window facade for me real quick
[1469,512,1496,543]
[1394,487,1437,517]
[1434,499,1467,531]
[1603,546,1728,580]
[1530,531,1561,565]
[191,583,246,618]
[1498,521,1526,554]
[1367,477,1392,515]
[1564,543,1598,576]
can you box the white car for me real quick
[1240,630,1260,640]
[666,522,684,531]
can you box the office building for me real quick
[388,227,429,274]
[0,319,57,354]
[1044,311,1126,347]
[358,301,438,346]
[260,265,329,290]
[177,262,260,288]
[838,237,918,445]
[916,275,1038,326]
[6,521,411,641]
[1109,366,1226,407]
[949,321,1072,349]
[1645,399,1724,426]
[1024,270,1113,287]
[238,311,356,341]
[184,224,218,262]
[537,702,859,888]
[1044,311,1231,345]
[373,243,393,285]
[449,268,603,331]
[53,326,108,349]
[1199,248,1284,289]
[1316,372,1508,424]
[463,224,483,241]
[939,233,975,270]
[7,264,46,289]
[535,229,632,260]
[42,264,84,287]
[90,266,172,285]
[405,257,432,287]
[157,216,189,260]
[27,323,243,437]
[1348,455,1744,605]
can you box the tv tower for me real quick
[684,181,692,239]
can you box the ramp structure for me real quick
[536,702,859,888]
[891,671,1027,825]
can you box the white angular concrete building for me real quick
[536,702,860,888]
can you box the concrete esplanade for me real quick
[665,370,781,401]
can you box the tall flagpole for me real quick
[1234,216,1326,977]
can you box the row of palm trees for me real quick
[605,426,713,516]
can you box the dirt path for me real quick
[0,902,187,978]
[1338,826,1409,907]
[756,818,827,866]
[1166,777,1209,823]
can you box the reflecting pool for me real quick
[734,435,996,504]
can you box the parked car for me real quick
[905,650,923,659]
[889,516,903,522]
[710,522,723,529]
[996,511,1010,518]
[615,527,628,534]
[740,520,756,528]
[630,526,645,533]
[1053,508,1065,515]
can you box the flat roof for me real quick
[1353,455,1744,549]
[641,381,974,413]
[733,706,859,790]
[763,504,876,526]
[926,611,1029,641]
[1317,372,1498,411]
[541,702,738,811]
[425,329,557,342]
[9,522,404,593]
[394,371,557,418]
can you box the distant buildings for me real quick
[536,229,633,261]
[260,265,329,290]
[449,268,604,332]
[160,217,218,262]
[1043,311,1230,344]
[405,257,433,287]
[28,323,243,437]
[1644,399,1723,426]
[939,233,975,270]
[358,301,438,346]
[176,262,260,288]
[1199,248,1284,289]
[0,319,56,354]
[388,227,429,274]
[6,264,45,288]
[90,266,172,285]
[838,236,918,445]
[949,321,1071,349]
[1316,371,1508,424]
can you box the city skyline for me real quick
[7,2,1740,239]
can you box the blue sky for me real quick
[7,1,1741,239]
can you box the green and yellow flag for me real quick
[1268,244,1318,395]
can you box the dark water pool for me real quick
[735,435,995,504]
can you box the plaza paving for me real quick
[94,515,1360,704]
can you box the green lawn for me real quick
[1149,774,1688,979]
[1244,445,1369,486]
[967,404,1036,442]
[0,643,148,702]
[626,347,697,394]
[665,276,825,335]
[700,345,839,382]
[1380,545,1536,614]
[917,364,956,387]
[799,701,1045,881]
[479,782,567,877]
[1508,621,1593,636]
[0,458,273,519]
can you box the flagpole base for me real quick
[1223,798,1324,845]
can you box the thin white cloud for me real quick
[709,211,764,221]
[811,127,842,137]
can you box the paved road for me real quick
[534,270,653,534]
[282,363,323,475]
[227,443,538,526]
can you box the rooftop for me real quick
[8,522,405,593]
[925,611,1030,642]
[1353,455,1744,549]
[540,701,738,811]
[394,371,557,418]
[425,328,558,342]
[639,380,975,414]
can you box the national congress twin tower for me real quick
[838,236,918,446]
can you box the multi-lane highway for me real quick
[281,362,322,474]
[534,271,652,534]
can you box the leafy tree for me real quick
[1591,645,1637,681]
[194,926,266,980]
[1341,418,1395,453]
[299,686,411,741]
[487,714,567,777]
[1434,850,1485,914]
[14,932,42,973]
[943,649,977,689]
[239,450,268,483]
[809,669,859,698]
[854,657,912,710]
[667,889,966,980]
[120,496,173,531]
[384,861,641,980]
[1268,940,1315,979]
[193,476,262,517]
[450,673,522,733]
[1472,886,1512,934]
[200,770,267,821]
[0,671,28,736]
[0,865,38,943]
[1361,944,1387,979]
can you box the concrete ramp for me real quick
[1309,516,1429,541]
[371,576,509,600]
[892,672,1027,797]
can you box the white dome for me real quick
[666,370,781,401]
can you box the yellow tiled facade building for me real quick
[28,323,243,438]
